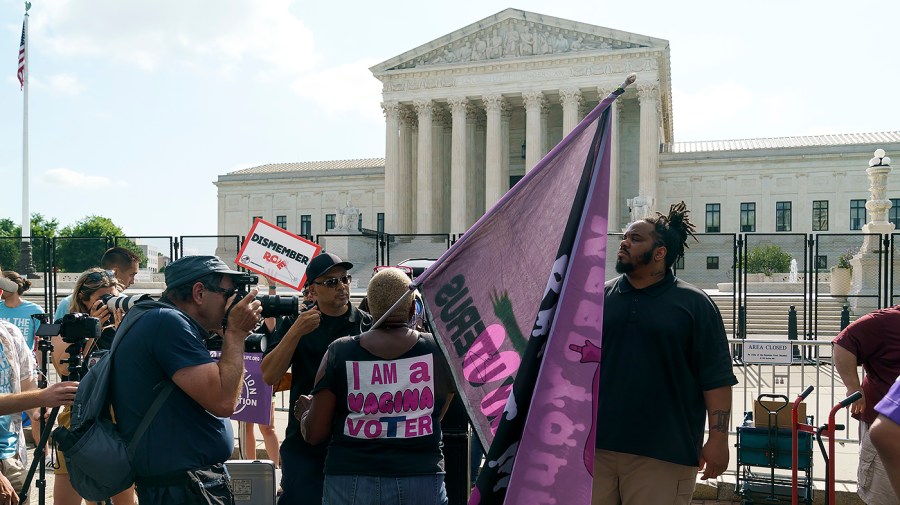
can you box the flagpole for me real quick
[19,2,36,277]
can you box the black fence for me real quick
[4,231,899,334]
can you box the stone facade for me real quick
[215,8,900,250]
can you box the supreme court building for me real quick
[216,8,900,246]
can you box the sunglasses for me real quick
[205,285,238,299]
[85,270,116,283]
[312,275,352,289]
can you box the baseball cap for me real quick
[305,252,353,287]
[165,255,243,289]
[0,266,17,293]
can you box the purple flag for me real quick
[416,88,621,504]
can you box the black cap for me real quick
[165,255,243,289]
[305,252,353,287]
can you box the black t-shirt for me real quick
[265,304,370,454]
[312,332,454,475]
[596,273,737,466]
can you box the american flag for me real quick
[17,17,26,89]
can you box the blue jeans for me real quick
[323,474,448,505]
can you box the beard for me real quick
[615,249,654,274]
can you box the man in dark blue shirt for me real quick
[110,256,262,505]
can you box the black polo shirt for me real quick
[265,303,370,454]
[596,272,737,466]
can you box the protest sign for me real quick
[210,351,273,425]
[236,218,321,290]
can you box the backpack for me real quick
[52,300,175,501]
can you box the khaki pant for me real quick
[592,449,697,505]
[1,455,29,505]
[859,422,900,505]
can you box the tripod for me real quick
[18,336,108,504]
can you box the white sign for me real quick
[235,218,322,290]
[742,340,793,364]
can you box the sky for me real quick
[1,0,898,240]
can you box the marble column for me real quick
[414,100,434,233]
[637,84,660,205]
[483,94,508,209]
[559,88,583,136]
[398,107,417,234]
[432,106,450,233]
[448,97,469,234]
[500,102,511,195]
[466,105,482,226]
[522,91,546,173]
[382,101,401,233]
[599,86,622,230]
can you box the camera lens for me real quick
[244,333,267,353]
[256,295,298,318]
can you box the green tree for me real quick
[0,214,59,271]
[56,215,146,273]
[745,244,792,276]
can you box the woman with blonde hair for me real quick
[51,268,135,505]
[298,267,456,505]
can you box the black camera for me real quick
[58,313,101,344]
[232,273,299,318]
[204,332,268,353]
[33,312,101,343]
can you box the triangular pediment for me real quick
[371,8,668,73]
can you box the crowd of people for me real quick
[0,201,897,504]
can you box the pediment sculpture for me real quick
[391,19,646,70]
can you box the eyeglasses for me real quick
[205,285,238,299]
[85,270,116,283]
[312,275,352,289]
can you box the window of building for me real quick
[890,199,900,229]
[377,213,385,234]
[252,215,262,226]
[850,199,867,230]
[775,201,792,232]
[276,215,287,229]
[509,175,524,187]
[815,255,828,270]
[325,214,336,231]
[707,256,719,269]
[812,200,829,231]
[740,203,756,232]
[300,215,311,238]
[674,256,685,270]
[357,213,363,231]
[705,203,721,233]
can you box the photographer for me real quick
[53,247,139,322]
[261,253,369,505]
[51,268,131,505]
[109,255,261,505]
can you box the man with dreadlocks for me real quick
[592,202,737,505]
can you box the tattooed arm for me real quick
[699,386,732,479]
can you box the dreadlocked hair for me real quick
[642,201,698,269]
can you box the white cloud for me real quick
[291,58,384,123]
[40,168,127,188]
[31,0,317,76]
[44,73,85,95]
